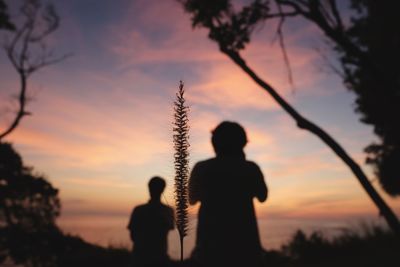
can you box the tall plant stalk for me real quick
[173,81,190,261]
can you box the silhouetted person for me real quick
[127,176,175,267]
[189,121,268,267]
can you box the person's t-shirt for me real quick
[127,201,174,260]
[189,156,268,265]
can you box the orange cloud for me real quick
[7,88,172,169]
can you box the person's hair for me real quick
[211,121,247,156]
[148,176,166,199]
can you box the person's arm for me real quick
[189,163,202,205]
[253,163,268,202]
[167,207,175,230]
[127,208,137,242]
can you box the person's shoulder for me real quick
[245,160,263,173]
[245,160,261,168]
[161,204,174,213]
[193,158,217,169]
[132,203,148,213]
[160,204,174,218]
[196,158,216,166]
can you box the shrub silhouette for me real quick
[0,142,60,266]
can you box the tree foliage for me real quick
[0,0,14,31]
[337,1,400,196]
[179,0,400,236]
[0,1,68,265]
[282,225,399,266]
[0,142,61,266]
[180,0,399,196]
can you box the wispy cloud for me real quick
[2,0,399,237]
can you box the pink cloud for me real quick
[3,0,397,237]
[6,85,172,169]
[189,62,279,110]
[106,1,331,115]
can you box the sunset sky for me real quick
[1,0,399,252]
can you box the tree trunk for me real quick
[222,48,400,237]
[0,72,28,141]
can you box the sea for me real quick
[58,215,383,260]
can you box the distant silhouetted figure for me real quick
[189,121,268,267]
[127,176,175,267]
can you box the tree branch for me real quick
[274,2,294,87]
[180,0,400,239]
[328,0,344,30]
[26,53,72,76]
[0,0,67,141]
[220,47,400,238]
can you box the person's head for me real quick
[148,176,166,200]
[211,121,247,157]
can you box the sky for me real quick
[1,0,399,252]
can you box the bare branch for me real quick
[274,2,294,88]
[277,0,309,16]
[220,47,400,238]
[0,73,29,140]
[328,0,344,30]
[19,22,35,69]
[4,23,30,71]
[179,0,400,237]
[29,3,59,42]
[0,0,67,141]
[314,45,345,78]
[26,53,72,75]
[265,11,299,19]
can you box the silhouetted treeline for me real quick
[0,141,398,267]
[182,225,399,267]
[3,229,131,267]
[2,134,399,267]
[280,224,400,267]
[11,223,394,267]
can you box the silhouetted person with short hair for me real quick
[189,121,268,267]
[127,176,175,267]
